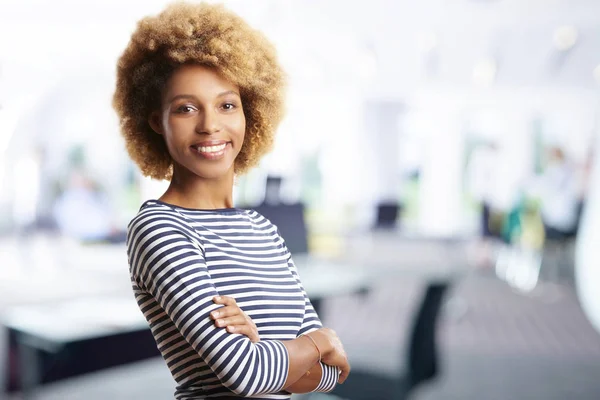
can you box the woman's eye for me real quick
[222,103,236,111]
[176,105,195,113]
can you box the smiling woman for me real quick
[147,64,246,184]
[112,2,285,182]
[112,2,349,399]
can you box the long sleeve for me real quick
[127,211,289,397]
[286,254,339,393]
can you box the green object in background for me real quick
[300,151,322,207]
[501,194,545,248]
[532,118,544,175]
[68,144,86,169]
[503,202,523,244]
[401,174,420,222]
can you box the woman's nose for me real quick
[196,109,221,134]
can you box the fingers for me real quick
[226,325,260,343]
[335,354,351,384]
[214,315,247,328]
[210,305,244,320]
[338,363,350,384]
[211,296,245,320]
[213,295,236,306]
[211,296,259,342]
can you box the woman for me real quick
[112,2,350,399]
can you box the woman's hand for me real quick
[210,296,260,343]
[309,328,350,384]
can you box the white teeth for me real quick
[196,143,226,153]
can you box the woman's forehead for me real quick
[164,64,240,99]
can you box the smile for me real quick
[194,143,227,153]
[191,141,230,160]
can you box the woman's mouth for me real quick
[191,141,230,160]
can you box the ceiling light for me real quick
[472,59,497,87]
[357,47,378,81]
[418,31,438,53]
[553,25,578,51]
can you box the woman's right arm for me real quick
[128,212,348,396]
[210,296,349,391]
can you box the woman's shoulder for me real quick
[127,200,206,250]
[129,201,281,237]
[243,209,279,230]
[127,200,191,232]
[134,199,185,218]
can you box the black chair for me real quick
[252,202,309,255]
[322,282,449,400]
[264,175,284,205]
[374,202,402,230]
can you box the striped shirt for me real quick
[127,200,339,399]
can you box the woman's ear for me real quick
[148,111,164,135]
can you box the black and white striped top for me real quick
[127,200,338,399]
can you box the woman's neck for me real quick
[159,168,235,210]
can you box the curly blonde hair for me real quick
[113,1,286,180]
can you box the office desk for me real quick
[1,259,368,398]
[292,255,372,316]
[2,298,156,399]
[2,233,472,398]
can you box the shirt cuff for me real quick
[313,362,339,392]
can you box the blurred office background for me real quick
[1,0,600,398]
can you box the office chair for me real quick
[252,202,309,255]
[320,282,448,400]
[374,202,401,230]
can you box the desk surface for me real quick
[293,255,371,298]
[337,231,473,281]
[1,258,369,347]
[1,233,471,347]
[2,297,149,347]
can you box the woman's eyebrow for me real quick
[168,91,239,103]
[216,90,240,98]
[168,94,197,103]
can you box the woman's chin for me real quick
[191,164,235,181]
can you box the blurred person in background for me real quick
[112,3,349,399]
[52,169,126,243]
[531,146,582,284]
[466,141,538,288]
[495,190,545,292]
[537,146,580,241]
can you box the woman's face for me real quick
[151,64,246,181]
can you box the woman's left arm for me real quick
[212,229,346,394]
[284,254,341,394]
[213,294,342,394]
